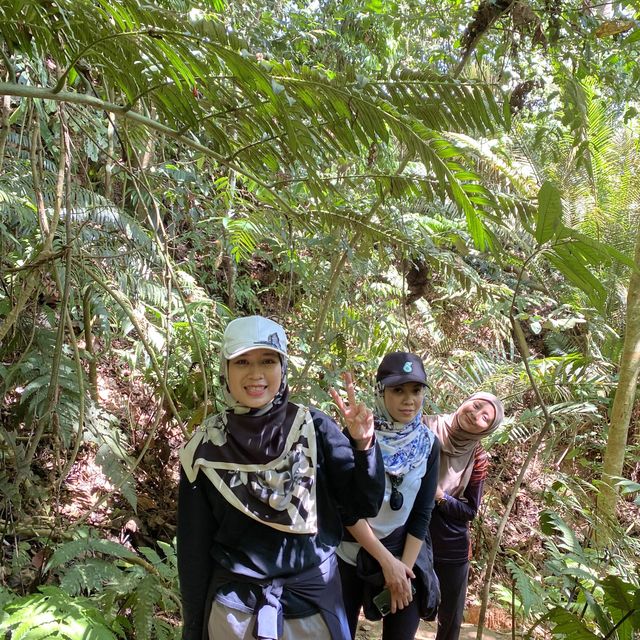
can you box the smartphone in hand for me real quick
[372,584,416,617]
[372,587,392,617]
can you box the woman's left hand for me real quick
[329,372,374,449]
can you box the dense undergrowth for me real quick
[2,242,639,639]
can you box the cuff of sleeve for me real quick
[348,432,376,452]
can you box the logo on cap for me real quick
[265,332,283,351]
[403,362,413,373]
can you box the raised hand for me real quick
[329,372,374,449]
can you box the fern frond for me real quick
[152,616,181,640]
[46,538,137,573]
[497,418,539,445]
[1,586,118,640]
[505,557,548,617]
[130,574,157,640]
[95,444,138,511]
[138,545,176,582]
[1,335,85,450]
[60,559,126,596]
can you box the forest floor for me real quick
[355,619,510,640]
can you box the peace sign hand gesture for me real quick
[329,372,375,450]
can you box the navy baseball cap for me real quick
[376,352,427,387]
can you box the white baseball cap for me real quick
[222,316,288,360]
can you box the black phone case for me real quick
[372,588,392,617]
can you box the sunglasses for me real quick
[389,474,404,511]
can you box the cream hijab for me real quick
[424,392,504,498]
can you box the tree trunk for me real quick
[597,222,640,521]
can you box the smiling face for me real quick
[455,398,496,434]
[227,349,283,408]
[383,382,426,424]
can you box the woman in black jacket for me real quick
[177,316,385,639]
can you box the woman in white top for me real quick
[333,352,440,640]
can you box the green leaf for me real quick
[601,575,640,627]
[557,230,637,269]
[539,511,583,555]
[623,29,640,44]
[547,245,607,311]
[545,607,601,640]
[535,181,562,244]
[2,587,117,640]
[502,92,512,130]
[132,575,157,640]
[46,537,137,573]
[366,0,386,13]
[616,479,640,495]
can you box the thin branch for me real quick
[54,280,86,497]
[123,80,176,112]
[30,109,49,238]
[175,93,262,137]
[291,247,350,396]
[53,30,151,93]
[475,247,554,640]
[77,260,185,433]
[269,172,439,188]
[1,249,68,273]
[602,609,637,640]
[19,104,70,488]
[0,90,11,173]
[0,47,16,82]
[82,285,98,400]
[340,77,502,89]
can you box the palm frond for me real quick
[0,0,518,246]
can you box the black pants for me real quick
[338,557,421,640]
[433,560,469,640]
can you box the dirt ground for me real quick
[355,619,510,640]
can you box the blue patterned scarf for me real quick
[374,383,433,477]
